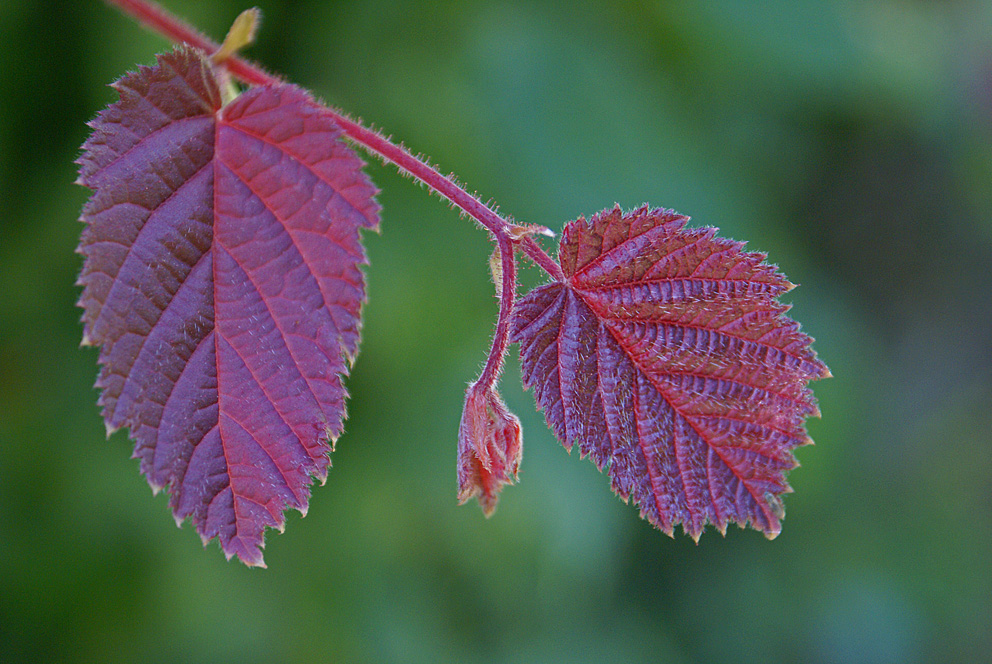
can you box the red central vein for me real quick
[210,230,329,444]
[574,276,783,290]
[214,153,355,380]
[607,322,779,530]
[211,244,318,463]
[575,288,808,403]
[221,118,376,232]
[210,142,243,531]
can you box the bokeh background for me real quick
[2,0,991,662]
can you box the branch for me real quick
[103,0,561,278]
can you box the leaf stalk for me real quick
[104,0,563,396]
[102,0,561,280]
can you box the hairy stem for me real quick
[476,234,517,391]
[518,236,564,281]
[103,0,561,279]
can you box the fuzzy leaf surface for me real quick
[76,48,379,565]
[511,205,828,538]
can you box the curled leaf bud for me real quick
[457,382,523,516]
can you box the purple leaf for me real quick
[76,48,379,565]
[511,205,829,539]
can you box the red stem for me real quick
[103,0,565,401]
[476,234,517,391]
[103,0,561,277]
[518,236,564,281]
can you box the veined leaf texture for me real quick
[77,45,827,565]
[77,48,379,566]
[511,206,829,539]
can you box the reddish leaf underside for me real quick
[511,205,829,539]
[76,48,379,566]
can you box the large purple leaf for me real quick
[76,48,379,565]
[511,205,829,539]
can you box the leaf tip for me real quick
[761,493,786,539]
[221,538,267,568]
[243,555,267,569]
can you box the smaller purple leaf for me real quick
[457,381,523,516]
[512,205,829,540]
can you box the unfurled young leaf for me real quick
[511,205,829,539]
[76,47,379,566]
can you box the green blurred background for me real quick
[2,0,991,662]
